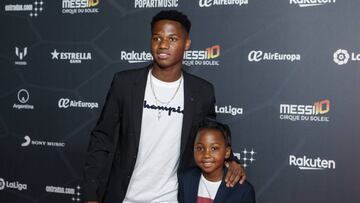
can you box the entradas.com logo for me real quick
[120,50,152,63]
[199,0,248,7]
[51,49,92,64]
[58,98,99,109]
[333,49,360,65]
[289,155,336,170]
[134,0,178,8]
[46,185,81,202]
[0,178,28,191]
[290,0,336,7]
[215,105,243,116]
[248,50,301,62]
[280,99,330,122]
[5,1,45,17]
[183,45,221,66]
[62,0,99,14]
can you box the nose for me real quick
[204,148,212,158]
[159,38,170,49]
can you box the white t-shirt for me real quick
[197,174,222,203]
[123,70,184,203]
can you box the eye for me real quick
[211,147,219,151]
[152,36,161,42]
[195,146,203,151]
[169,37,177,42]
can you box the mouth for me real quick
[201,161,214,168]
[157,52,170,59]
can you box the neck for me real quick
[202,169,223,182]
[151,64,182,82]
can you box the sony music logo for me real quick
[21,135,66,148]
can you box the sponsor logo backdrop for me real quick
[1,1,360,202]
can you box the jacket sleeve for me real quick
[82,73,121,201]
[178,175,185,203]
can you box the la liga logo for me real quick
[333,49,360,65]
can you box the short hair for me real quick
[196,118,231,147]
[151,10,191,34]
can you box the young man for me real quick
[179,119,255,203]
[82,10,245,203]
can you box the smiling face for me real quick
[194,129,231,181]
[151,20,191,71]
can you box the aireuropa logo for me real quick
[215,105,243,116]
[199,0,248,7]
[0,178,28,191]
[15,47,28,66]
[333,49,360,65]
[5,1,45,17]
[289,0,336,7]
[62,0,99,14]
[46,185,81,202]
[289,155,336,170]
[13,89,35,110]
[21,135,66,148]
[58,98,99,109]
[248,50,301,62]
[120,50,153,63]
[233,148,256,168]
[134,0,178,8]
[183,45,221,66]
[51,49,92,64]
[279,99,330,122]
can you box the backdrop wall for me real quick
[1,1,360,202]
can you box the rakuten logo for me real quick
[289,155,336,170]
[120,51,152,63]
[290,0,336,7]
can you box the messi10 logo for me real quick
[184,45,220,60]
[62,0,99,8]
[280,99,330,115]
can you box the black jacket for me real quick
[179,167,256,203]
[82,66,216,202]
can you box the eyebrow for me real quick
[152,33,180,36]
[195,142,221,145]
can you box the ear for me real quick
[185,38,191,51]
[225,146,231,159]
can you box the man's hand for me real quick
[224,161,246,187]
